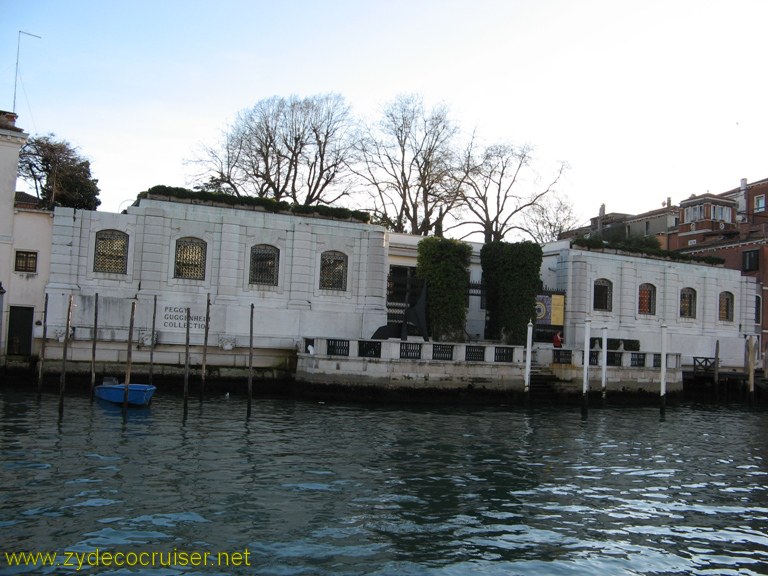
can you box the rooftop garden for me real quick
[136,185,371,224]
[572,234,725,266]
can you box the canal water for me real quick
[1,389,768,575]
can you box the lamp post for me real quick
[0,282,6,362]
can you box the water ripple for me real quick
[2,392,768,575]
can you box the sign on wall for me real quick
[161,305,207,331]
[534,292,565,343]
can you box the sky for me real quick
[3,0,767,226]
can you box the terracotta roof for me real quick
[14,191,41,208]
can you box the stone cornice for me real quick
[0,128,28,146]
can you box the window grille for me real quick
[718,291,734,322]
[607,352,623,366]
[653,354,662,368]
[465,345,485,362]
[14,251,38,273]
[468,281,485,309]
[249,244,279,285]
[494,347,514,363]
[630,353,646,367]
[327,339,350,356]
[553,349,572,364]
[400,342,422,359]
[358,340,381,358]
[94,230,128,274]
[432,344,454,361]
[593,278,613,311]
[680,287,697,319]
[320,250,347,291]
[174,237,206,280]
[638,283,656,315]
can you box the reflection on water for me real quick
[1,389,768,575]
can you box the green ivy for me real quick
[481,241,543,345]
[137,185,370,223]
[416,237,472,342]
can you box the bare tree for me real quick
[522,192,583,243]
[450,141,566,243]
[353,94,461,236]
[193,94,355,205]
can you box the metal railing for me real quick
[327,339,350,356]
[432,344,454,361]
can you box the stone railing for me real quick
[303,338,681,369]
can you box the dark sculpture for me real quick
[371,282,429,341]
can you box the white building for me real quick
[42,194,388,371]
[0,111,52,362]
[383,235,758,369]
[0,111,758,382]
[541,240,760,368]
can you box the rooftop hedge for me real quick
[571,236,725,266]
[135,185,370,223]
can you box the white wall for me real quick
[45,199,388,357]
[551,246,759,367]
[0,114,33,358]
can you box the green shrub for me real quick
[416,237,472,342]
[481,241,543,345]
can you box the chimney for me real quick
[0,111,21,132]
[741,178,748,192]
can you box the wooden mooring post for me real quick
[748,335,756,406]
[714,340,720,400]
[524,320,532,397]
[90,293,99,401]
[247,303,254,414]
[582,318,591,414]
[184,307,191,404]
[149,295,157,385]
[36,293,48,399]
[660,324,668,413]
[601,325,608,401]
[200,293,210,400]
[58,295,73,416]
[123,300,136,411]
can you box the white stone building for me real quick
[0,112,53,361]
[0,110,758,380]
[382,235,758,369]
[42,195,388,371]
[541,240,760,368]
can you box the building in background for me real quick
[0,111,53,362]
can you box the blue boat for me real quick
[95,377,156,406]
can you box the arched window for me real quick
[249,244,279,286]
[94,229,129,274]
[638,283,656,315]
[593,278,613,311]
[680,287,697,319]
[174,237,207,280]
[320,250,347,291]
[718,291,734,322]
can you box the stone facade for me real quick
[0,112,52,359]
[543,242,759,368]
[42,198,388,368]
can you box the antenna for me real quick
[13,30,42,113]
